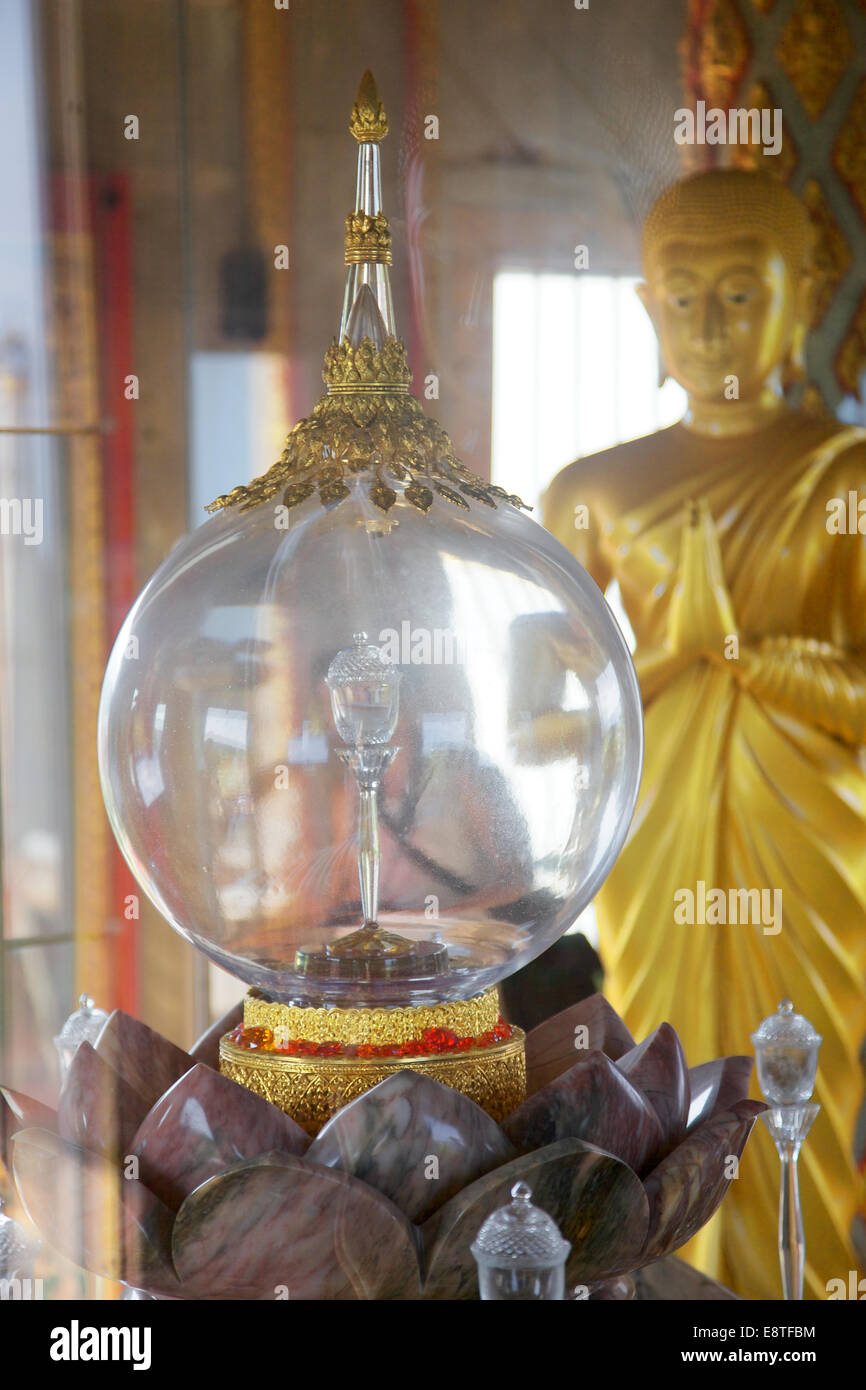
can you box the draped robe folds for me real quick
[543,413,866,1300]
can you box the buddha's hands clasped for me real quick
[666,498,739,664]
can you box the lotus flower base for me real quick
[1,993,765,1300]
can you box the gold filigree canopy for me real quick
[208,72,527,518]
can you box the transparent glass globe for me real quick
[98,478,643,1006]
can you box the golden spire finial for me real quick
[206,74,528,518]
[350,70,389,143]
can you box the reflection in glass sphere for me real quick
[98,480,643,1006]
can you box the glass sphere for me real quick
[98,480,643,1005]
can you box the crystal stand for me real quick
[295,633,448,981]
[752,999,823,1303]
[761,1102,819,1301]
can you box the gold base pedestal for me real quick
[218,988,526,1136]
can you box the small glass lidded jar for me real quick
[471,1181,571,1300]
[750,998,822,1105]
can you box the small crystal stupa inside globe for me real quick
[98,73,643,1029]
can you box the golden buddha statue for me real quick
[543,168,866,1300]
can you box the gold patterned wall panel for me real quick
[833,79,866,222]
[698,0,751,111]
[802,177,853,326]
[775,0,851,118]
[681,0,752,169]
[682,0,866,409]
[730,80,798,177]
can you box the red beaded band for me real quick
[228,1018,514,1059]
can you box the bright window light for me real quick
[491,271,686,947]
[491,271,686,513]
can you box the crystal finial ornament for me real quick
[752,999,822,1300]
[325,632,401,747]
[471,1180,571,1300]
[98,73,643,1011]
[0,1197,40,1287]
[52,994,110,1080]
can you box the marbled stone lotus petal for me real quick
[616,1023,690,1149]
[94,1011,195,1111]
[131,1062,308,1211]
[421,1138,650,1298]
[58,1042,152,1162]
[11,1127,180,1294]
[633,1254,739,1300]
[171,1151,421,1300]
[687,1056,754,1131]
[1,1085,57,1171]
[524,994,635,1095]
[189,1001,244,1070]
[503,1050,665,1174]
[306,1070,515,1223]
[642,1099,766,1260]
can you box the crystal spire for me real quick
[340,70,396,343]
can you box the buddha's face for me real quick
[640,234,800,403]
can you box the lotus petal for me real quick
[642,1099,765,1260]
[189,1002,244,1070]
[503,1050,664,1174]
[171,1151,421,1300]
[58,1043,151,1162]
[1,1086,56,1171]
[307,1071,515,1223]
[11,1127,180,1294]
[616,1023,690,1149]
[131,1063,308,1211]
[94,1011,195,1111]
[633,1254,739,1300]
[422,1138,650,1298]
[589,1274,635,1300]
[687,1056,754,1131]
[524,994,635,1095]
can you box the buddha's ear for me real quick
[781,270,816,391]
[635,282,667,385]
[635,280,655,324]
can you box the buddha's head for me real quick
[638,170,813,406]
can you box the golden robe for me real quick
[543,412,866,1300]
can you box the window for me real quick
[491,272,684,945]
[491,271,686,513]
